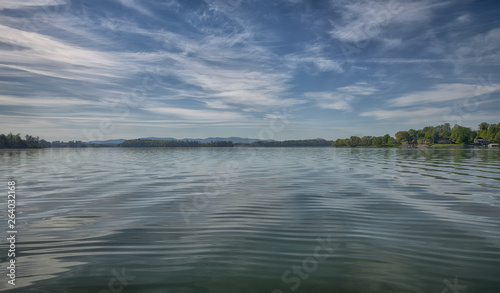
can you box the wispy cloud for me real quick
[284,43,343,74]
[328,0,452,47]
[1,0,499,140]
[117,0,153,16]
[0,23,126,82]
[0,95,98,106]
[0,0,68,10]
[305,92,353,111]
[305,82,377,111]
[360,107,447,120]
[389,83,499,107]
[338,82,377,96]
[0,4,300,121]
[145,106,248,121]
[452,28,500,65]
[361,81,500,126]
[362,58,455,64]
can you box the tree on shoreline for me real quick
[0,133,28,148]
[331,122,499,147]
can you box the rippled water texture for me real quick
[1,148,499,292]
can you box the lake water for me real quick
[1,147,499,293]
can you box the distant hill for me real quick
[180,137,272,144]
[138,137,178,141]
[89,137,273,145]
[88,139,127,145]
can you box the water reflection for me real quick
[0,148,499,292]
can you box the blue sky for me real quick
[1,0,499,141]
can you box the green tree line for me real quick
[0,133,234,148]
[0,133,106,148]
[2,123,498,149]
[332,122,500,147]
[332,134,396,147]
[0,133,52,148]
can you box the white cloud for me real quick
[285,55,343,73]
[430,27,500,73]
[389,83,500,107]
[0,8,302,116]
[117,0,153,16]
[3,0,498,141]
[329,0,451,46]
[145,107,248,121]
[455,14,471,24]
[0,0,69,10]
[337,82,377,96]
[201,100,234,109]
[321,99,353,111]
[361,81,500,124]
[360,107,447,120]
[0,95,98,107]
[0,24,127,83]
[69,13,299,108]
[284,43,343,74]
[465,28,500,61]
[363,58,454,64]
[304,82,378,112]
[303,92,349,111]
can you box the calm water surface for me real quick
[0,148,499,293]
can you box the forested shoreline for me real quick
[1,122,499,149]
[331,122,499,147]
[0,133,234,148]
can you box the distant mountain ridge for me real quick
[88,139,127,145]
[88,137,274,145]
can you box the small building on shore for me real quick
[474,138,489,145]
[402,141,416,148]
[438,139,452,144]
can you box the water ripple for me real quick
[0,148,499,292]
